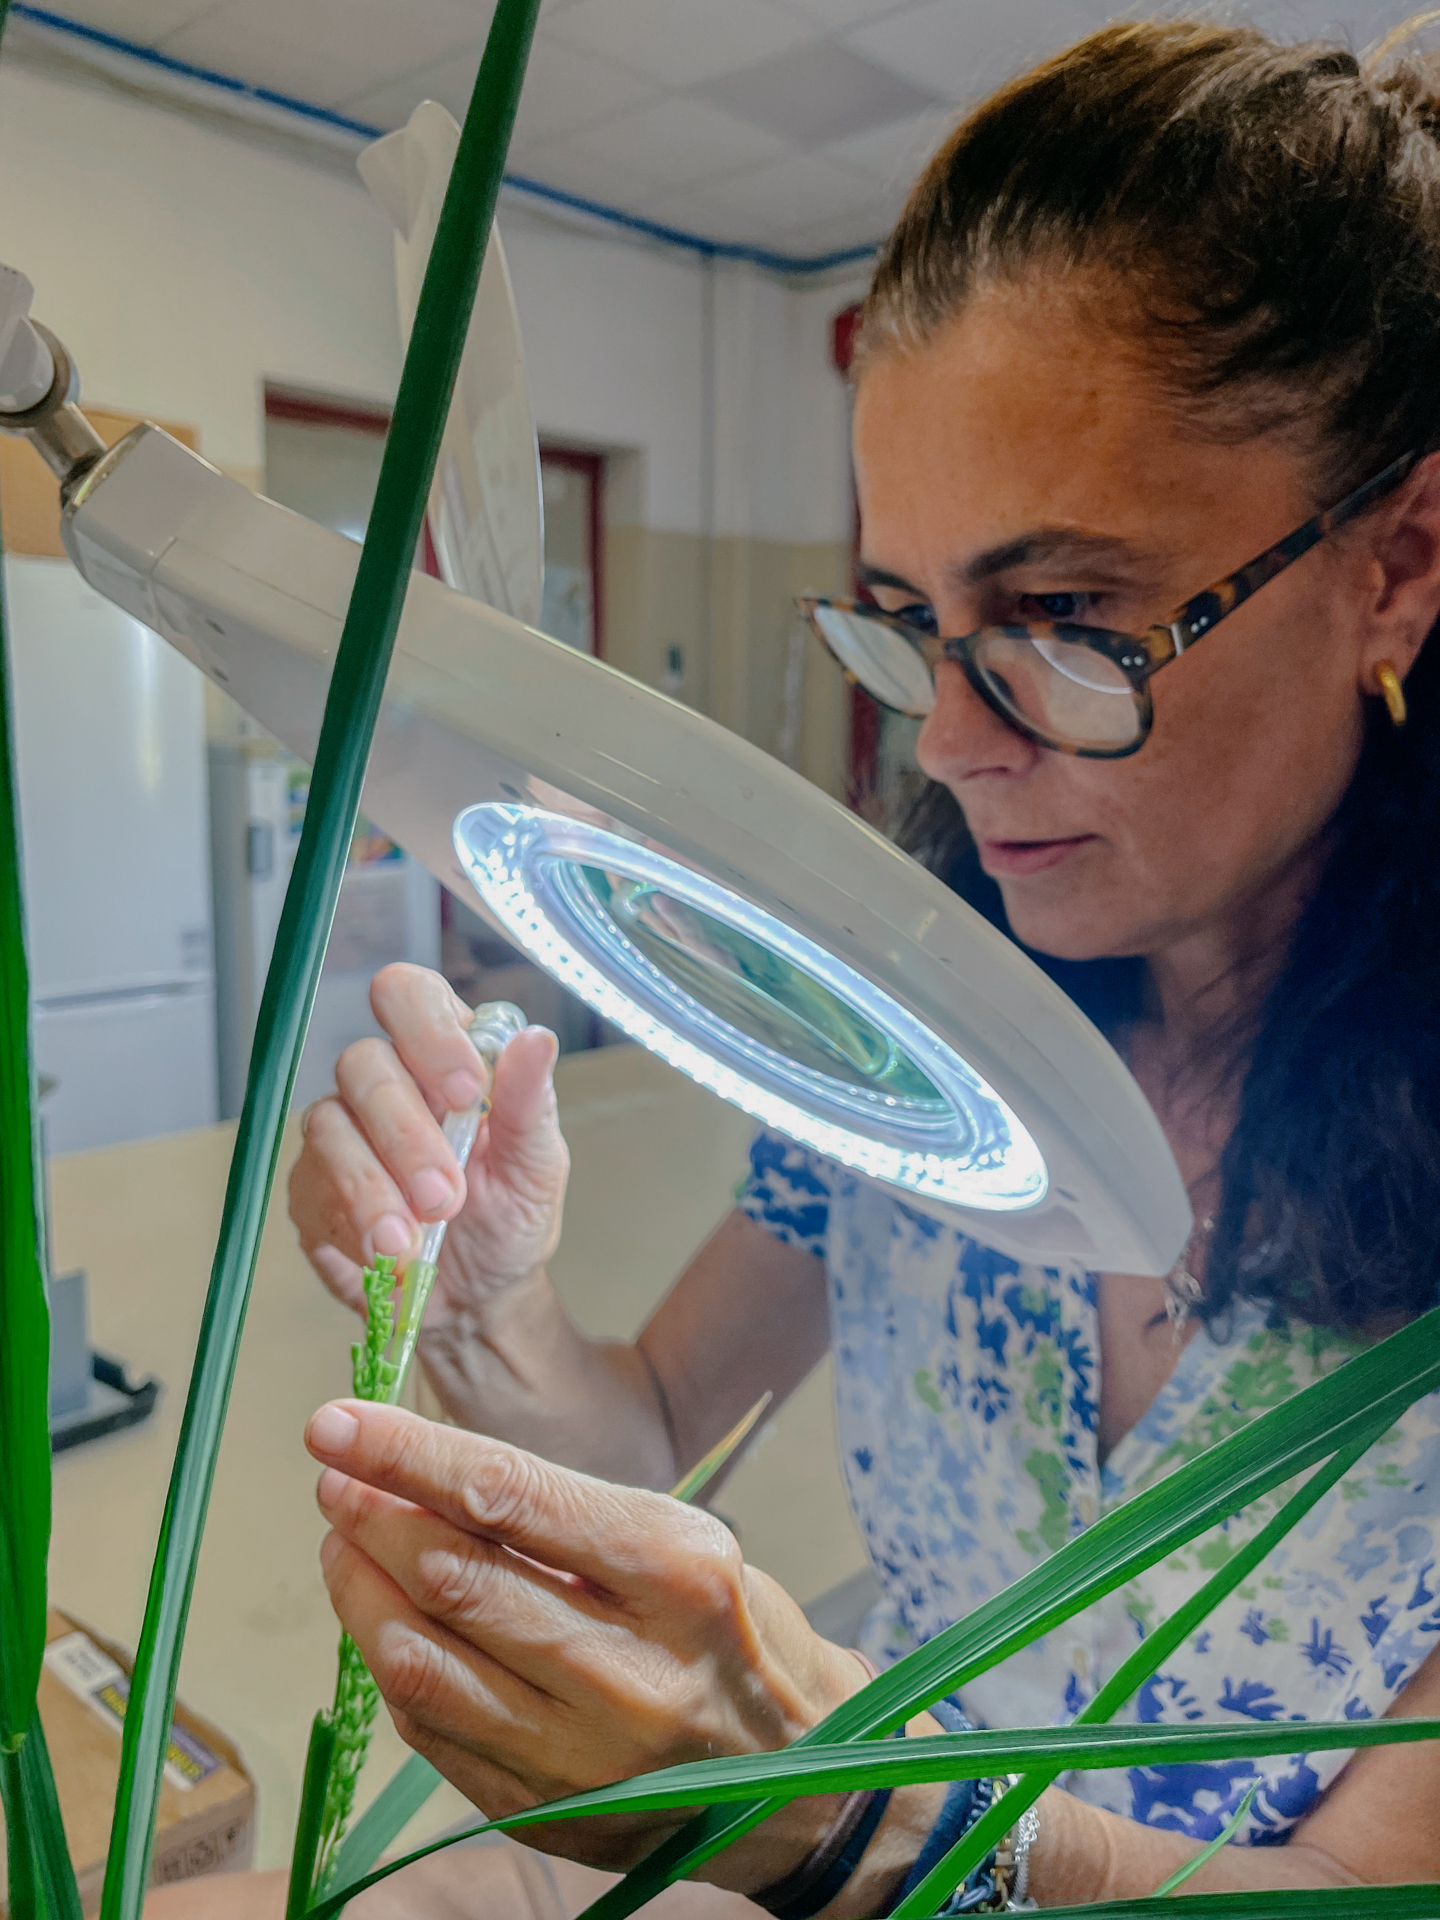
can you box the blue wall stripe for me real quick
[11,2,882,278]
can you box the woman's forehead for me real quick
[851,290,1313,585]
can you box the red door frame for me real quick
[538,445,606,659]
[830,305,879,812]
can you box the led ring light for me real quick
[456,803,1048,1211]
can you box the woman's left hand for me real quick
[305,1400,866,1886]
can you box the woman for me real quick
[172,17,1440,1914]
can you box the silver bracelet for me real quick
[1008,1799,1040,1909]
[989,1775,1040,1912]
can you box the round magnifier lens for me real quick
[810,603,936,716]
[454,803,1047,1211]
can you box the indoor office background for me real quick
[0,0,1415,1884]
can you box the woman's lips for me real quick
[978,834,1098,876]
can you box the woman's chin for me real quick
[999,892,1143,965]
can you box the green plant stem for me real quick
[1,1743,39,1920]
[0,206,83,1919]
[890,1425,1382,1917]
[0,474,53,1754]
[287,1717,338,1920]
[97,5,541,1914]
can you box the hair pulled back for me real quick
[867,18,1440,1331]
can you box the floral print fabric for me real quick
[739,1129,1440,1844]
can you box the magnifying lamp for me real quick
[0,265,1190,1277]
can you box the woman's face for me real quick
[851,280,1410,966]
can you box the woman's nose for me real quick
[916,659,1039,787]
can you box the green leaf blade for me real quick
[330,1752,443,1898]
[0,531,53,1759]
[97,8,544,1915]
[1154,1780,1260,1897]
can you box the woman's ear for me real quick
[1355,449,1440,692]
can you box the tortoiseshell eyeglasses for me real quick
[796,449,1419,758]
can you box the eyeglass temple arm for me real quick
[1155,448,1422,663]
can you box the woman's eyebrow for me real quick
[960,528,1159,584]
[858,532,1158,599]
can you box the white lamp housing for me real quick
[60,422,1190,1275]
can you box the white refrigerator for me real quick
[5,554,218,1153]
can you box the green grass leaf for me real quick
[890,1425,1383,1917]
[330,1752,443,1898]
[1014,1892,1440,1920]
[97,8,544,1915]
[2,1712,85,1920]
[287,1716,337,1920]
[305,1718,1440,1916]
[0,520,53,1757]
[307,1319,1440,1920]
[1154,1780,1259,1896]
[575,1310,1440,1920]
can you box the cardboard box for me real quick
[0,1610,254,1913]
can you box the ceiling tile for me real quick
[161,0,495,107]
[773,0,916,27]
[764,207,888,256]
[697,40,940,147]
[817,103,949,191]
[343,46,478,127]
[43,0,218,40]
[544,0,813,88]
[698,150,887,233]
[509,32,659,145]
[636,184,787,248]
[346,27,656,138]
[526,97,792,195]
[1240,0,1368,39]
[845,0,1097,100]
[507,128,663,213]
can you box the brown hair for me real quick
[860,17,1440,485]
[863,18,1440,1332]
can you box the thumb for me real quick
[483,1025,563,1164]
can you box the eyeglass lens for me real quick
[808,604,1140,750]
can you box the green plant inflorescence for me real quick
[304,1256,403,1895]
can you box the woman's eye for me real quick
[1019,592,1090,623]
[892,602,938,636]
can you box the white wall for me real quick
[0,65,401,481]
[0,59,864,545]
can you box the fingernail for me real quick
[442,1069,482,1109]
[308,1404,359,1454]
[370,1213,412,1258]
[317,1466,349,1509]
[409,1167,454,1215]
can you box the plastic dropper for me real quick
[382,999,528,1403]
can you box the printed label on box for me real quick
[44,1631,220,1791]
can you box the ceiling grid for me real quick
[11,0,1424,258]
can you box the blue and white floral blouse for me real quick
[739,1129,1440,1845]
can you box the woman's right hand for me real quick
[288,963,570,1331]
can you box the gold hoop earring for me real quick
[1375,661,1408,729]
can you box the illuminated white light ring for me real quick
[454,804,1048,1210]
